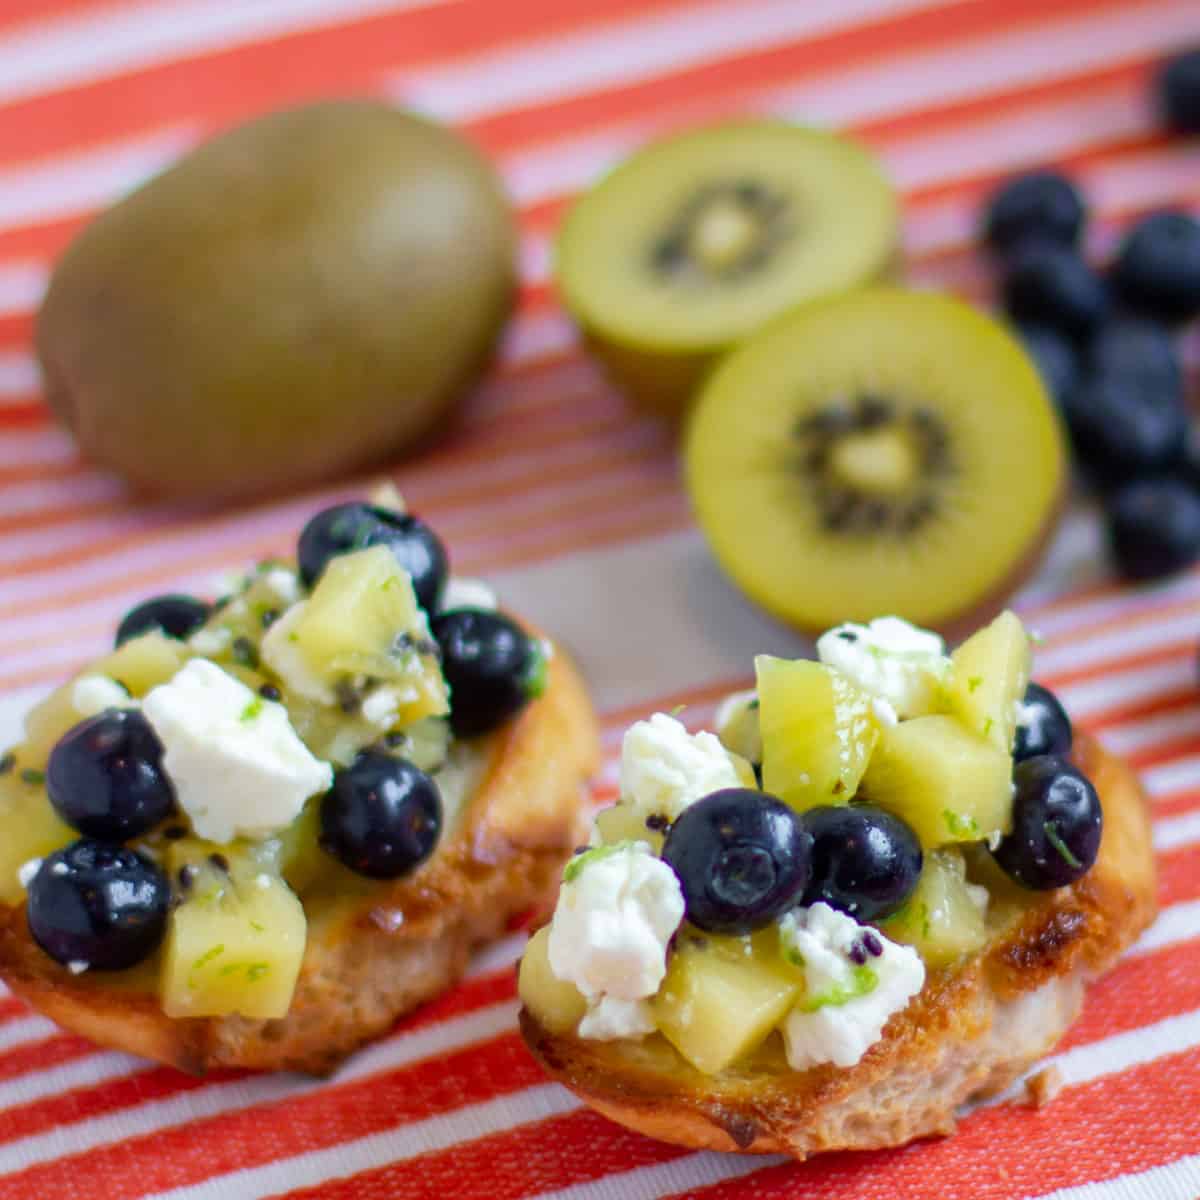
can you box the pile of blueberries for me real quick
[23,501,546,973]
[653,682,1097,937]
[985,47,1200,582]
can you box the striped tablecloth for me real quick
[1,1,1200,1197]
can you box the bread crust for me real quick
[520,734,1157,1157]
[0,646,599,1075]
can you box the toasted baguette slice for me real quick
[521,734,1156,1157]
[0,647,598,1076]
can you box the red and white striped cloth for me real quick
[1,1,1199,1196]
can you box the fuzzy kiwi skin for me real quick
[36,101,516,503]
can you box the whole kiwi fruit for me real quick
[36,101,516,502]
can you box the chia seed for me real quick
[208,853,231,873]
[848,941,869,966]
[231,636,259,669]
[837,630,858,642]
[384,731,408,749]
[335,679,361,715]
[863,931,884,958]
[258,683,282,702]
[259,608,280,630]
[163,825,188,840]
[645,814,671,832]
[177,865,197,891]
[0,751,14,775]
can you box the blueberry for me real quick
[1065,372,1188,489]
[1014,682,1073,762]
[1106,477,1200,581]
[1159,48,1200,134]
[320,751,442,879]
[47,709,176,841]
[801,805,922,922]
[660,789,812,935]
[1087,318,1182,400]
[1110,211,1200,325]
[1016,323,1080,410]
[27,840,169,970]
[992,755,1101,889]
[983,172,1085,256]
[115,594,210,647]
[1004,242,1108,340]
[431,609,546,738]
[297,502,448,612]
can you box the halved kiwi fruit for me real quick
[557,122,898,416]
[684,288,1066,633]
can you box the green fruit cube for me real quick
[946,610,1031,753]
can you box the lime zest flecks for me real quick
[240,697,264,722]
[1044,821,1082,868]
[245,963,271,983]
[967,676,983,693]
[19,767,45,786]
[192,944,225,971]
[563,841,636,884]
[521,641,551,701]
[800,964,879,1012]
[943,809,982,839]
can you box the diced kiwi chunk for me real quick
[91,631,189,697]
[0,756,75,905]
[518,926,588,1035]
[756,656,877,810]
[288,546,447,723]
[160,839,306,1020]
[592,804,665,853]
[880,848,987,968]
[652,929,799,1074]
[715,691,762,770]
[861,715,1012,848]
[945,610,1031,753]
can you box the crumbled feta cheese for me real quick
[620,712,742,823]
[369,481,406,512]
[441,577,498,612]
[259,603,333,704]
[71,675,131,718]
[206,568,248,598]
[17,858,41,889]
[189,626,233,657]
[361,687,400,728]
[871,697,899,728]
[67,961,89,975]
[579,996,657,1041]
[143,659,332,843]
[817,617,950,719]
[778,902,925,1070]
[548,842,684,1037]
[260,567,302,608]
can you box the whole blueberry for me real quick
[115,595,210,647]
[431,609,546,738]
[1087,318,1182,401]
[320,751,442,879]
[1159,48,1200,134]
[661,789,813,935]
[1016,323,1081,410]
[1014,682,1073,762]
[27,840,170,970]
[1065,372,1188,488]
[297,502,448,612]
[801,805,922,922]
[1004,242,1108,340]
[984,172,1085,255]
[992,756,1101,890]
[1107,478,1200,581]
[1110,211,1200,325]
[47,709,176,841]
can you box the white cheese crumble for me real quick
[259,567,302,608]
[619,712,742,824]
[817,616,950,719]
[361,687,400,728]
[871,697,899,728]
[778,902,925,1070]
[17,858,41,890]
[71,675,131,718]
[67,960,89,975]
[259,603,334,704]
[441,577,498,612]
[188,626,233,658]
[143,659,332,843]
[548,842,684,1041]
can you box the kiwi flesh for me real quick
[36,101,515,502]
[557,122,898,416]
[683,288,1066,633]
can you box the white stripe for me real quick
[1032,1153,1200,1200]
[1057,659,1195,723]
[141,1084,579,1200]
[1131,900,1200,958]
[0,124,197,233]
[0,473,124,520]
[541,1153,775,1200]
[0,351,36,398]
[0,0,451,109]
[0,999,521,1174]
[1037,610,1200,681]
[0,683,47,750]
[1143,757,1200,801]
[0,426,76,468]
[0,260,45,319]
[1101,708,1200,757]
[1050,1007,1200,1090]
[1154,811,1200,854]
[397,0,935,121]
[0,1014,57,1054]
